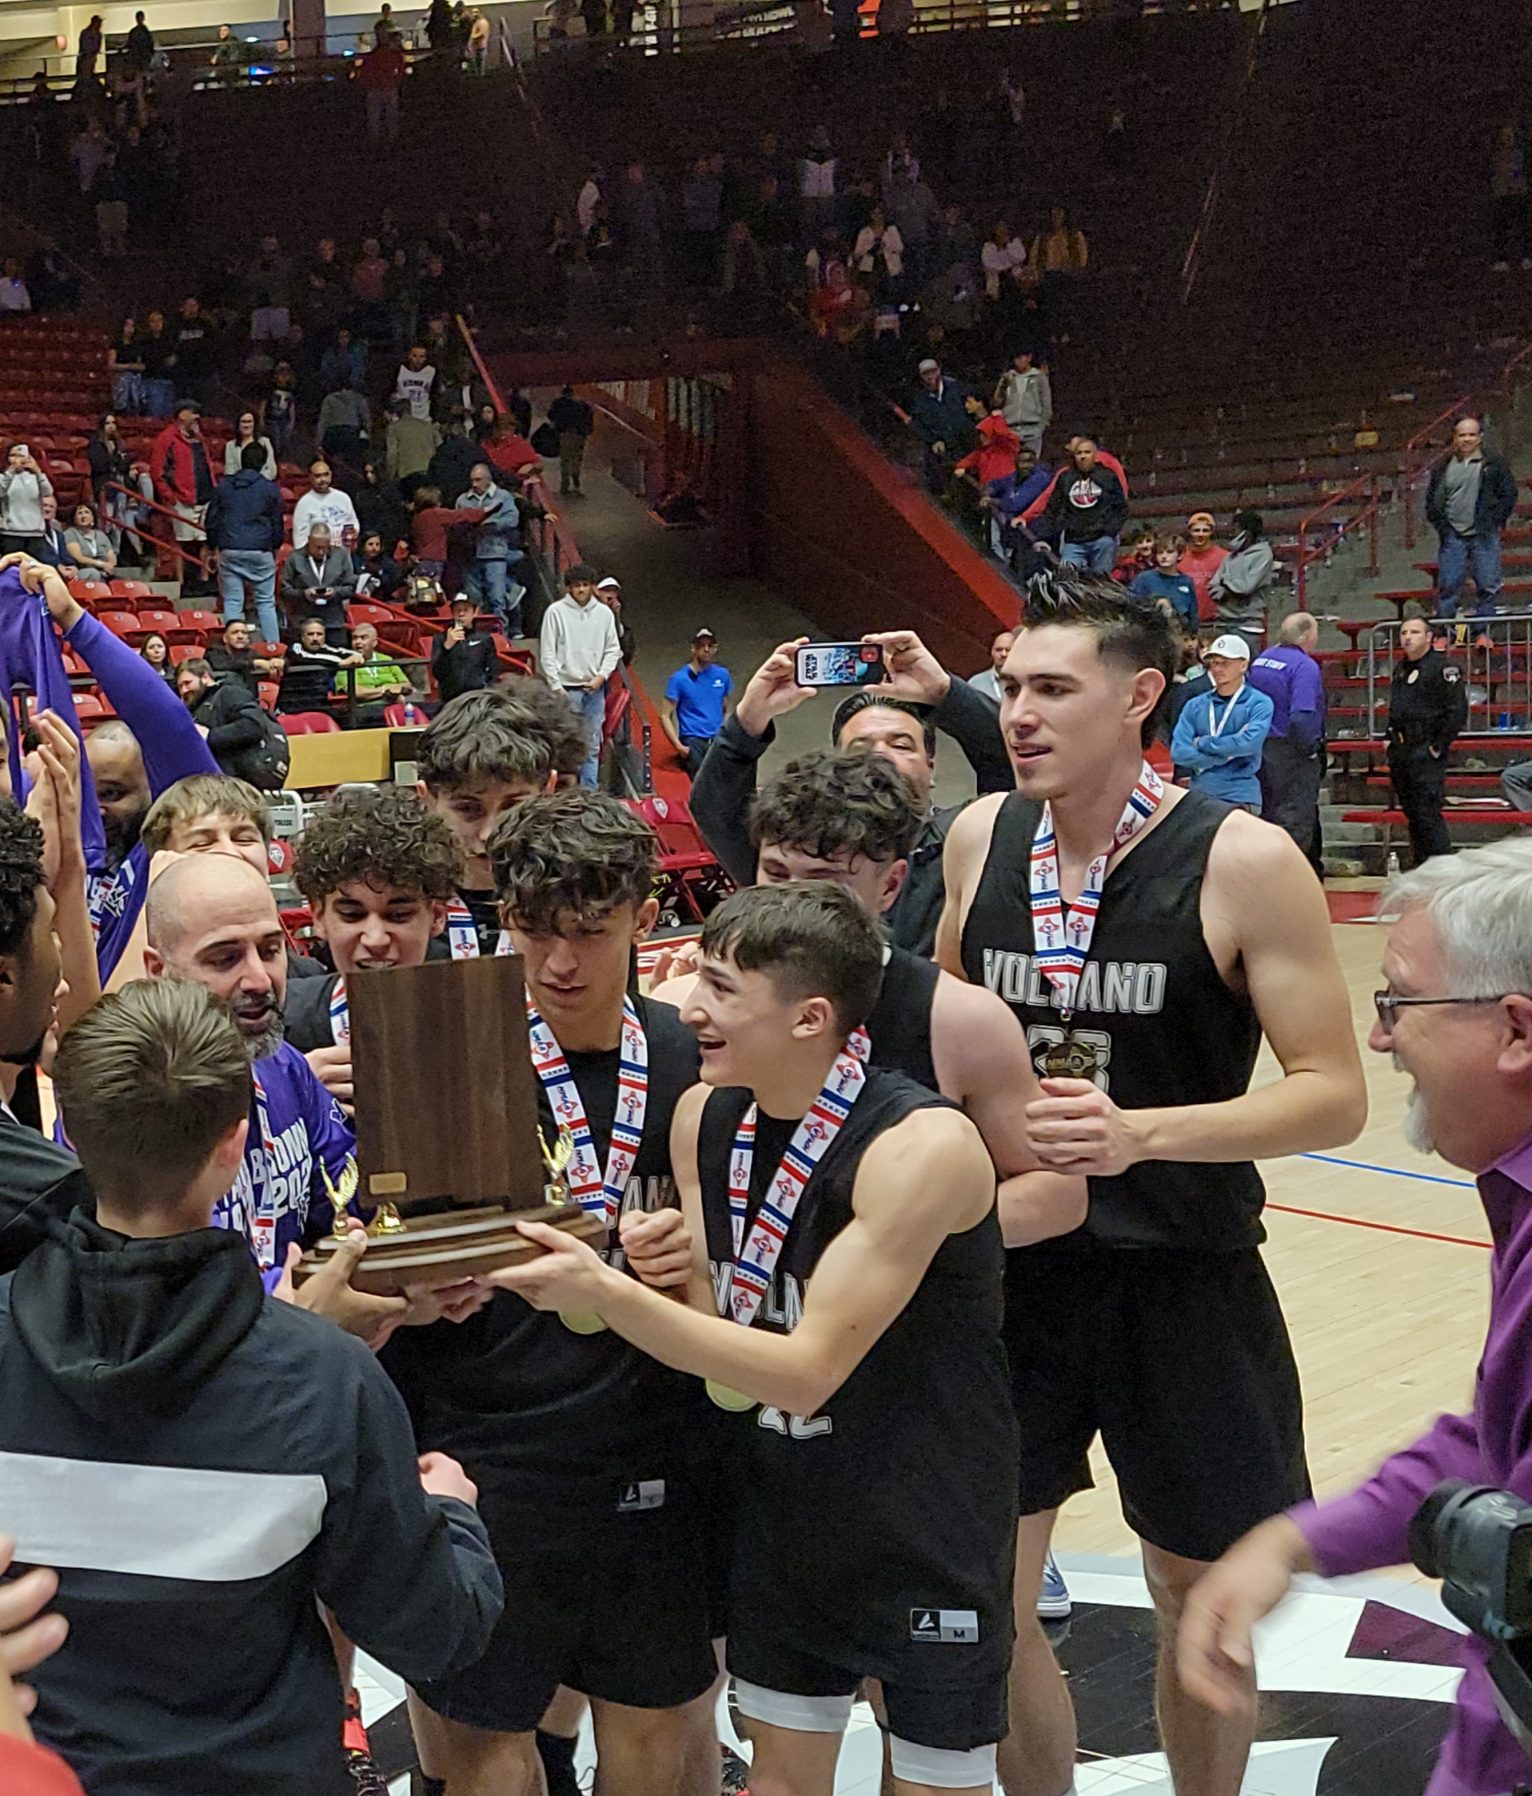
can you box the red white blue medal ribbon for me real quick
[526,998,648,1229]
[329,975,350,1045]
[444,897,480,959]
[721,1043,865,1330]
[244,1072,279,1271]
[1029,760,1163,1016]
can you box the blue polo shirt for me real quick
[665,659,733,738]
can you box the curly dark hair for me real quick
[294,786,459,905]
[1022,568,1176,748]
[0,801,45,959]
[699,883,884,1036]
[417,680,588,794]
[750,749,921,867]
[488,791,656,933]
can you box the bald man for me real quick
[1249,612,1326,871]
[144,853,357,1282]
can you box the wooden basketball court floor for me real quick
[363,913,1488,1795]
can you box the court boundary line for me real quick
[1267,1201,1489,1250]
[1298,1151,1475,1189]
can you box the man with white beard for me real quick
[1181,836,1532,1796]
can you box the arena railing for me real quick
[1363,611,1532,743]
[1401,341,1532,550]
[1293,471,1381,612]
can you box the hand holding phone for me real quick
[793,643,887,689]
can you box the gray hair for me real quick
[1278,612,1318,646]
[1384,837,1532,997]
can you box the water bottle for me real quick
[1385,850,1401,878]
[403,700,419,726]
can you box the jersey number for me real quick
[1026,1025,1112,1094]
[758,1406,833,1441]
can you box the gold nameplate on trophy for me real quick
[295,957,605,1294]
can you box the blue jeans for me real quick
[217,549,281,644]
[1437,528,1502,617]
[565,685,606,789]
[465,558,524,635]
[1061,534,1118,574]
[143,377,175,419]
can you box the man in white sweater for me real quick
[289,459,359,548]
[538,563,621,789]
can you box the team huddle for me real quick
[0,558,1374,1796]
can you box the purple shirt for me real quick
[1291,1133,1532,1796]
[1248,643,1325,744]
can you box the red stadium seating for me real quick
[282,712,340,734]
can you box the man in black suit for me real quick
[280,522,356,646]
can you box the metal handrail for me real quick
[101,479,209,579]
[1179,0,1272,305]
[1293,469,1379,611]
[1363,611,1532,744]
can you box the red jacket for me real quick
[150,423,216,510]
[1021,447,1129,526]
[355,41,406,90]
[0,1736,84,1796]
[955,414,1022,487]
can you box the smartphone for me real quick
[794,643,886,688]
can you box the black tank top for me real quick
[698,1068,1016,1683]
[961,789,1265,1251]
[380,996,709,1521]
[865,943,940,1093]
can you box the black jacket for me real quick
[547,394,594,437]
[1387,646,1468,756]
[690,676,1010,957]
[1425,452,1519,539]
[432,626,497,702]
[1041,463,1130,543]
[204,468,284,554]
[0,1111,94,1274]
[189,675,282,785]
[4,1213,502,1796]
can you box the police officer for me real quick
[1387,610,1467,864]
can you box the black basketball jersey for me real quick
[697,1068,1016,1685]
[381,995,708,1520]
[960,788,1265,1251]
[864,943,940,1094]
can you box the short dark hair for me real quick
[0,803,44,958]
[54,980,251,1212]
[830,691,937,758]
[418,681,586,793]
[751,749,921,867]
[295,786,458,906]
[565,563,598,586]
[300,615,326,633]
[700,883,884,1035]
[489,791,656,933]
[240,441,266,471]
[1020,569,1176,748]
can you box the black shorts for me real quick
[727,1631,1008,1754]
[1005,1247,1311,1563]
[414,1485,717,1734]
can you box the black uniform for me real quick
[865,943,940,1093]
[382,997,716,1732]
[698,1069,1016,1751]
[1387,646,1467,865]
[960,789,1310,1563]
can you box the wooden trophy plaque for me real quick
[296,956,604,1294]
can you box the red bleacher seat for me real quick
[132,611,184,645]
[72,694,107,724]
[177,609,220,634]
[382,701,426,727]
[282,712,340,735]
[67,580,112,610]
[627,794,734,923]
[346,602,395,629]
[258,682,279,711]
[168,644,204,666]
[98,611,141,639]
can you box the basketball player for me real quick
[285,786,459,1104]
[653,748,1084,1246]
[493,883,1018,1796]
[383,792,717,1796]
[415,683,587,958]
[935,573,1367,1796]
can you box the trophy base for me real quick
[295,1204,607,1295]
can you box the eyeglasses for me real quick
[1372,991,1514,1033]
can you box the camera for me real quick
[1411,1480,1532,1762]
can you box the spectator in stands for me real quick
[385,397,440,488]
[223,410,277,479]
[852,206,905,296]
[206,618,279,696]
[0,447,52,557]
[1038,436,1128,573]
[205,440,284,645]
[393,342,438,422]
[33,498,67,571]
[123,10,155,80]
[261,361,298,458]
[980,441,1050,571]
[138,634,175,686]
[355,460,410,553]
[354,530,407,604]
[808,259,872,345]
[546,385,594,498]
[1164,614,1211,778]
[992,348,1052,457]
[92,150,129,258]
[320,327,367,395]
[171,298,218,411]
[349,621,414,707]
[595,576,635,664]
[247,233,294,315]
[175,657,282,787]
[980,221,1027,302]
[909,358,977,494]
[358,27,407,143]
[0,262,30,315]
[281,522,356,645]
[1208,508,1277,646]
[1031,203,1088,337]
[662,628,732,777]
[277,616,362,714]
[1114,523,1156,585]
[456,463,522,634]
[540,563,621,789]
[291,460,359,550]
[108,324,145,415]
[1170,634,1273,812]
[955,409,1022,495]
[150,400,217,598]
[967,627,1014,706]
[428,414,485,510]
[1178,510,1227,623]
[408,485,465,587]
[1129,532,1198,626]
[317,379,372,466]
[63,503,116,579]
[136,311,177,419]
[1490,123,1530,271]
[433,594,498,705]
[1426,415,1519,623]
[799,126,839,233]
[1249,611,1326,870]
